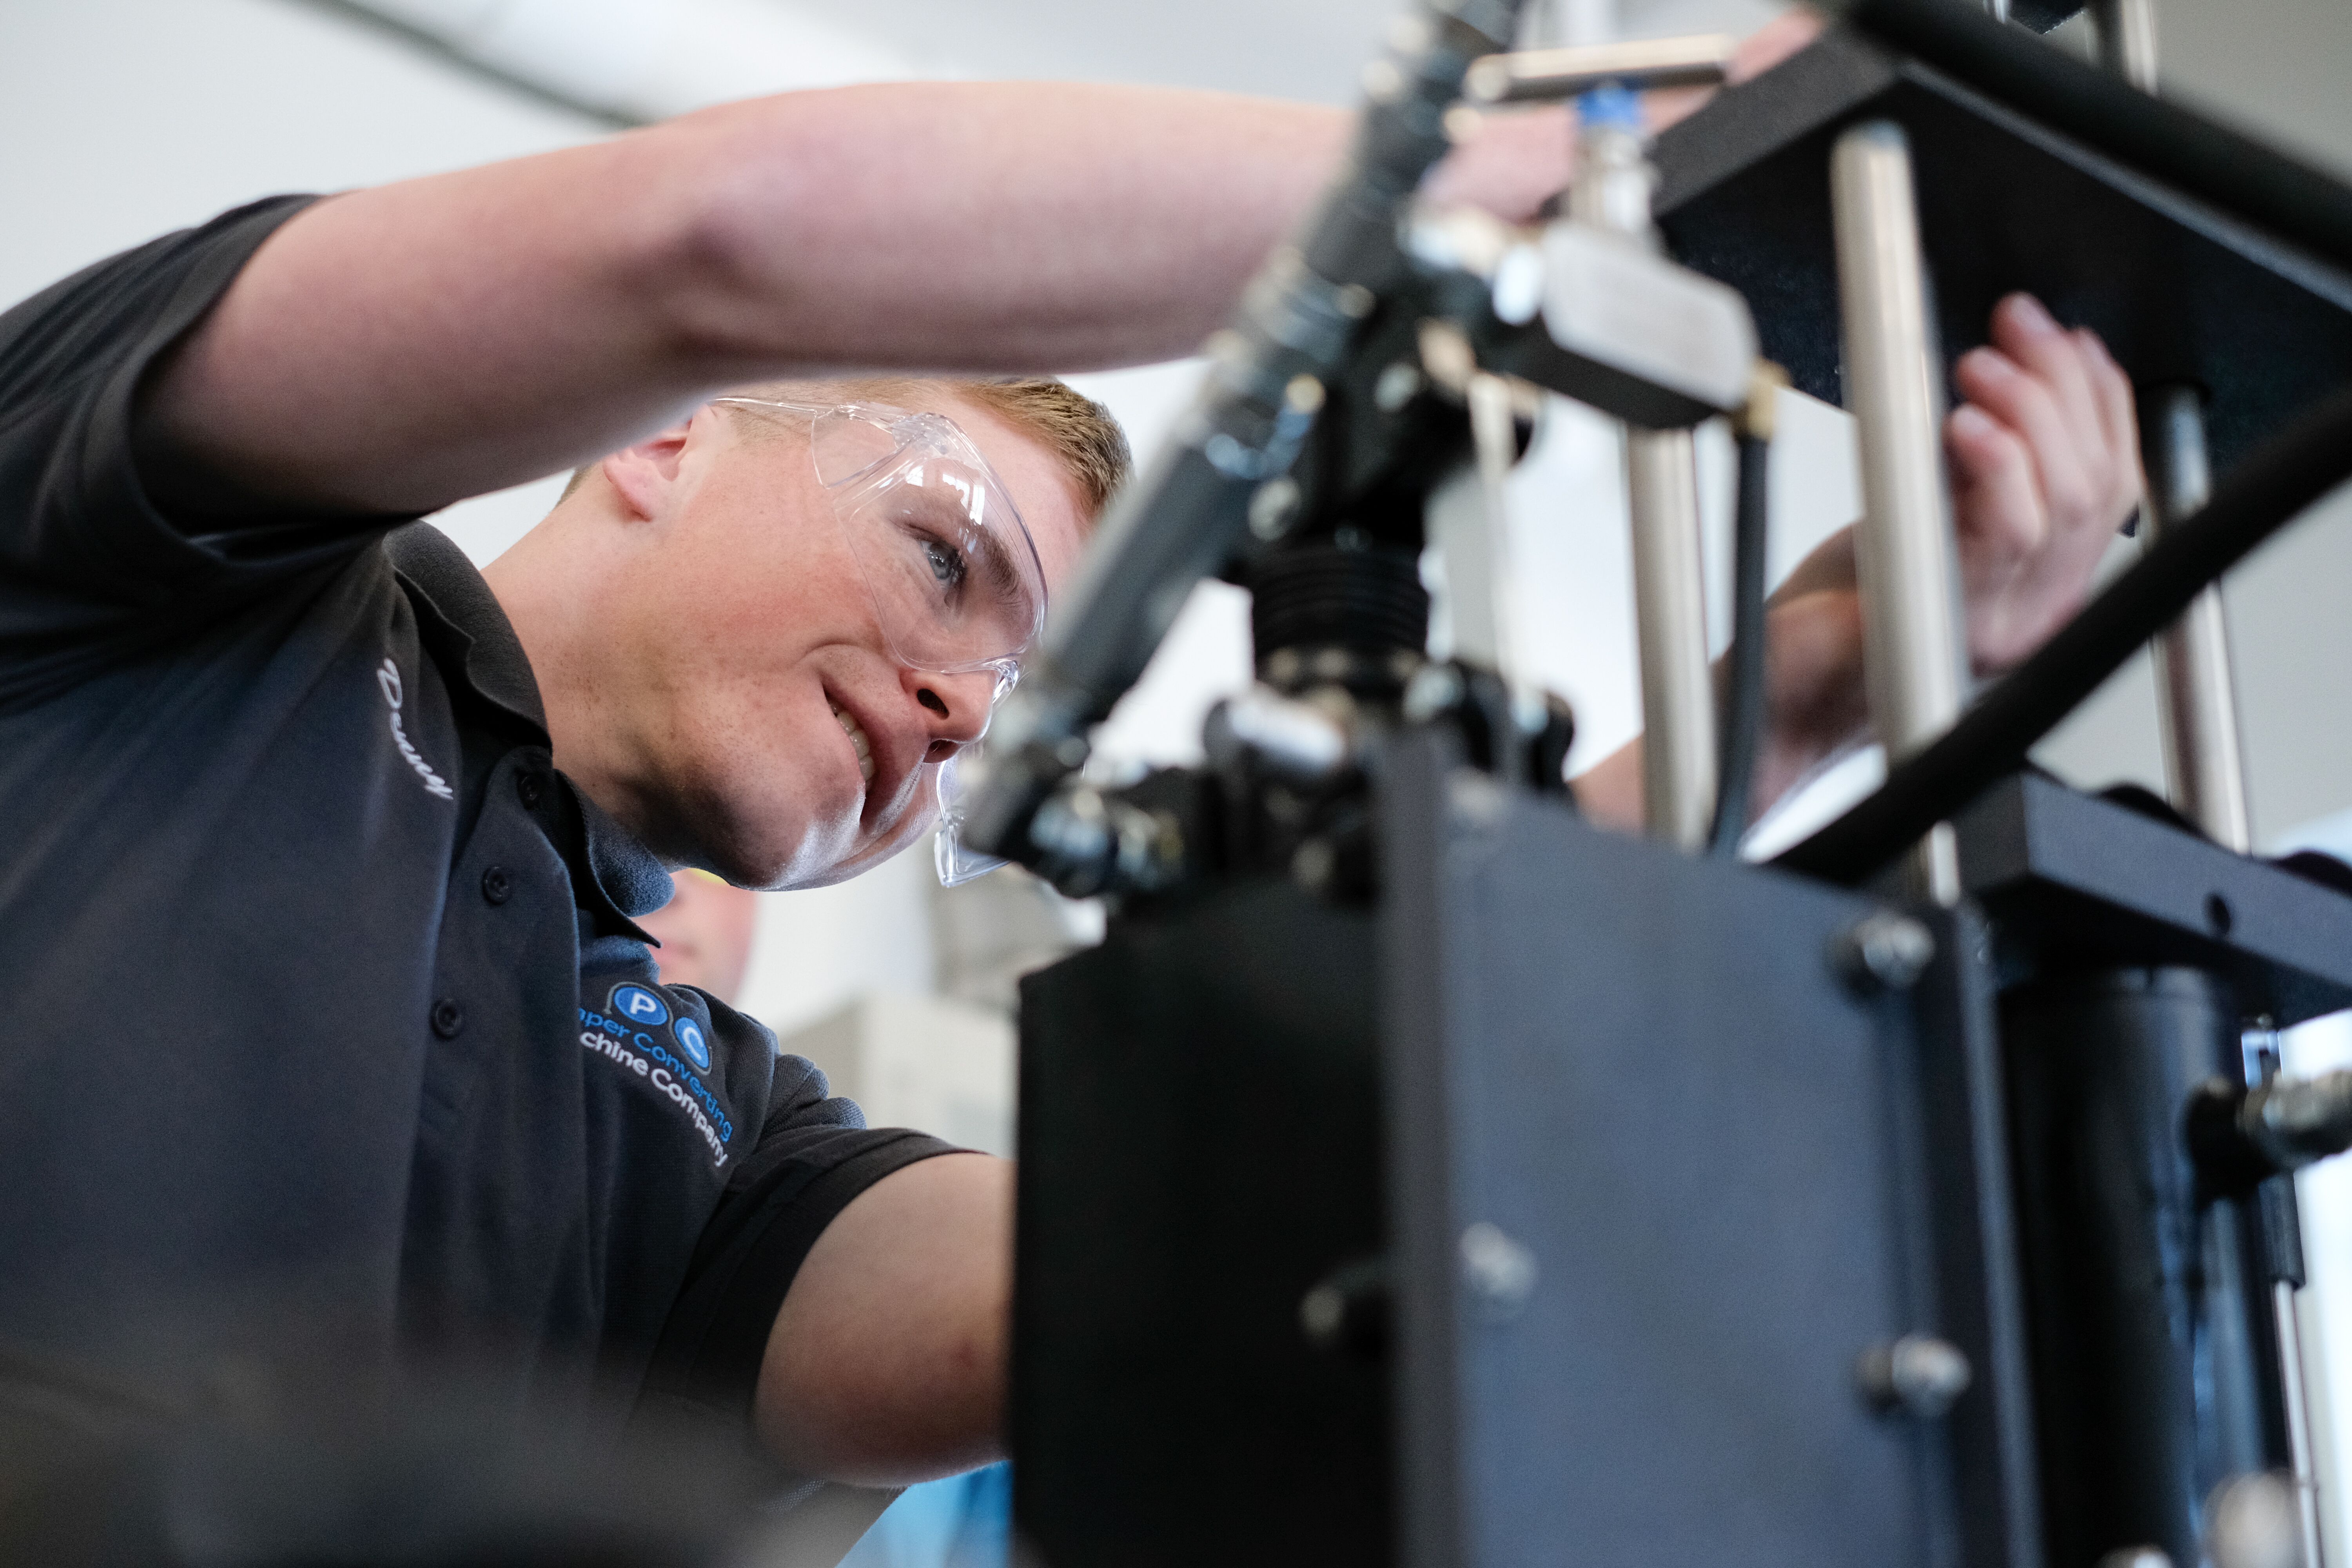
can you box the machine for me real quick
[972,2,2352,1566]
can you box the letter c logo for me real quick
[675,1016,712,1073]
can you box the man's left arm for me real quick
[753,1152,1014,1485]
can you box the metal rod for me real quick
[1829,119,1967,904]
[1462,34,1733,104]
[2278,1280,2329,1568]
[1445,369,1524,679]
[1627,427,1718,848]
[2091,0,2160,92]
[2143,387,2254,853]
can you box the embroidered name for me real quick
[377,659,454,800]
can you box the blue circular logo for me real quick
[610,984,670,1029]
[674,1016,712,1073]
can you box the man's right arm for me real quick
[138,85,1357,521]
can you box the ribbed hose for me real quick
[1775,383,2352,886]
[1709,432,1771,858]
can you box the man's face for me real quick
[596,396,1089,890]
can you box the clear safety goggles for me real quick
[715,397,1049,886]
[713,397,1048,700]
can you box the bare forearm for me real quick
[148,84,1347,515]
[755,1152,1013,1486]
[1571,589,1868,838]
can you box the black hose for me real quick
[1773,383,2352,886]
[1710,432,1771,858]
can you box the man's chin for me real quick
[711,803,930,892]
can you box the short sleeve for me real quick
[634,1054,961,1439]
[0,196,408,703]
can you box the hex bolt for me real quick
[1459,1221,1539,1323]
[1833,911,1937,995]
[1857,1333,1972,1419]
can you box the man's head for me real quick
[484,376,1128,891]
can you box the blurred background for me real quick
[5,0,2351,1559]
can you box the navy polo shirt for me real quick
[0,197,954,1436]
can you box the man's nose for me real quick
[907,668,995,749]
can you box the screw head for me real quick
[1835,911,1936,994]
[1459,1221,1538,1323]
[1857,1333,1971,1419]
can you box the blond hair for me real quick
[561,376,1132,522]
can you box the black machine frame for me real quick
[991,2,2352,1566]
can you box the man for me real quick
[0,44,2140,1498]
[639,869,762,1002]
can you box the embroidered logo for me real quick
[378,658,454,801]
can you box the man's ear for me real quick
[599,421,695,524]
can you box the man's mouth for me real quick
[830,700,877,788]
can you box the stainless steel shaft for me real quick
[1627,428,1718,849]
[1830,120,1967,904]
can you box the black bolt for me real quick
[481,866,512,906]
[430,999,465,1039]
[516,771,545,809]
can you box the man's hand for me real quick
[755,1152,1012,1485]
[1758,292,2142,804]
[1577,292,2143,829]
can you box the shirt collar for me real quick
[383,523,676,928]
[383,522,548,738]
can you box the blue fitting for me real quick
[1577,82,1645,134]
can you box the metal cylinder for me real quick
[2143,387,2254,853]
[1626,428,1718,849]
[2091,0,2161,92]
[1830,120,1969,903]
[2005,968,2286,1568]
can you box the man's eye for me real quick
[921,537,968,591]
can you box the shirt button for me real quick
[481,866,512,905]
[516,771,545,809]
[430,999,465,1039]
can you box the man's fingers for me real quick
[1947,401,2048,568]
[1988,294,2108,469]
[1953,344,2101,530]
[2076,327,2146,513]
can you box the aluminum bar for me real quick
[2090,0,2160,91]
[1462,34,1733,104]
[1571,113,1720,850]
[1830,119,1967,904]
[1626,429,1717,848]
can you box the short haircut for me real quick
[559,375,1133,522]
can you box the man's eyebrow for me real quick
[963,517,1027,607]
